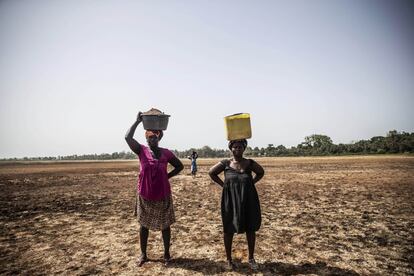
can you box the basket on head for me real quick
[142,108,170,130]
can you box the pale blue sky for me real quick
[1,0,413,158]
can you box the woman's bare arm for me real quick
[168,156,184,178]
[125,112,142,155]
[208,162,225,187]
[251,160,264,184]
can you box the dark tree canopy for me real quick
[2,130,413,161]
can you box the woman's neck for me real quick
[150,145,159,151]
[232,155,243,162]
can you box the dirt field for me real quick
[1,156,413,275]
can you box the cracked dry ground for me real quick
[0,156,413,275]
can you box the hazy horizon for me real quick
[1,0,413,158]
[0,128,412,159]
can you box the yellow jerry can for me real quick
[224,113,252,141]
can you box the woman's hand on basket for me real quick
[137,112,143,123]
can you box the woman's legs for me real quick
[138,226,171,266]
[162,227,171,259]
[140,226,149,256]
[138,226,149,266]
[246,231,256,260]
[224,232,235,270]
[224,232,234,261]
[246,231,258,269]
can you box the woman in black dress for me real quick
[209,139,264,270]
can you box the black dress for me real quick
[221,159,261,234]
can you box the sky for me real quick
[1,0,413,158]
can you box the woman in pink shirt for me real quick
[125,111,183,267]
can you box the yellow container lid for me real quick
[225,113,250,120]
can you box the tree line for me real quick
[1,130,413,161]
[175,130,414,158]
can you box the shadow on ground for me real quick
[168,257,359,275]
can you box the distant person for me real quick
[188,151,198,177]
[208,139,264,270]
[125,111,184,267]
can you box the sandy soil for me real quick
[0,156,413,275]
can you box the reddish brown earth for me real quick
[1,156,413,275]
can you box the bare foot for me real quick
[163,254,171,267]
[226,260,235,271]
[248,258,258,270]
[137,255,148,267]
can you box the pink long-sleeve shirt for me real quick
[138,145,175,201]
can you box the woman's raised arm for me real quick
[125,112,143,155]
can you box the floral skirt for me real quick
[137,194,175,230]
